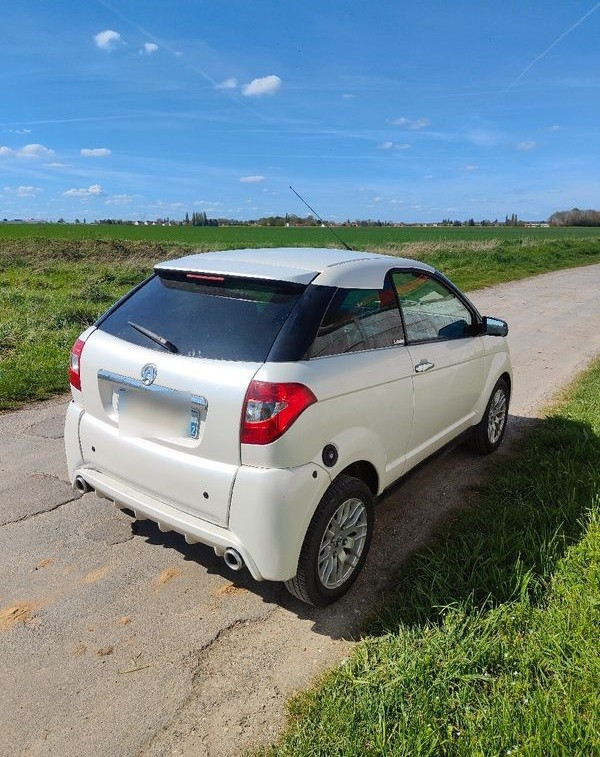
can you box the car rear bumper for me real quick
[71,459,332,582]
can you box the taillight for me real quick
[69,338,86,391]
[241,380,317,445]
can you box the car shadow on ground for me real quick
[129,411,594,641]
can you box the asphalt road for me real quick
[1,263,599,756]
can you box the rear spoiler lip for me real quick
[154,260,318,286]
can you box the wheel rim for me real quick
[317,497,368,589]
[487,388,507,444]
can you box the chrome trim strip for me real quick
[97,369,208,410]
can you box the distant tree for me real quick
[549,208,600,226]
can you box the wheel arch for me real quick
[499,371,512,399]
[339,460,379,496]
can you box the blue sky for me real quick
[1,1,599,222]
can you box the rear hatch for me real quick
[77,270,306,526]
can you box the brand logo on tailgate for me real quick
[141,363,157,386]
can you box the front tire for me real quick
[285,474,374,606]
[468,378,509,455]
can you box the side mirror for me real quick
[482,316,508,337]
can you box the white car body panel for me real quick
[76,328,260,526]
[244,347,415,489]
[405,337,485,467]
[65,247,512,585]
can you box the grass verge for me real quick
[1,235,599,409]
[264,361,600,756]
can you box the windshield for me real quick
[97,271,306,362]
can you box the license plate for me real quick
[118,388,195,440]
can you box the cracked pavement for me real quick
[1,264,600,756]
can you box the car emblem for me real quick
[141,363,157,386]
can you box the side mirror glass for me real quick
[482,316,508,337]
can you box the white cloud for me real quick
[17,185,41,197]
[341,93,356,99]
[216,77,238,90]
[7,128,31,134]
[45,162,69,168]
[105,194,133,205]
[80,147,111,157]
[550,124,561,131]
[63,184,103,197]
[3,185,42,197]
[142,42,158,54]
[377,141,411,150]
[392,116,430,130]
[1,144,56,158]
[239,175,266,183]
[464,164,479,171]
[423,174,433,179]
[94,30,121,51]
[18,143,55,159]
[242,75,282,97]
[517,141,537,151]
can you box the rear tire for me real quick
[285,474,374,606]
[468,378,509,455]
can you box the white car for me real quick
[65,247,511,605]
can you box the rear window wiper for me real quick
[128,321,179,354]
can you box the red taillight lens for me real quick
[241,380,317,445]
[69,338,86,391]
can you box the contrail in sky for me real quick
[506,2,600,89]
[95,0,267,121]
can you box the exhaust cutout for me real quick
[223,548,244,571]
[74,475,93,494]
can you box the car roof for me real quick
[155,247,435,288]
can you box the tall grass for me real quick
[264,362,600,756]
[1,235,600,409]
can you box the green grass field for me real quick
[265,361,600,756]
[1,222,600,248]
[1,226,600,409]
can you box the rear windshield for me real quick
[97,271,305,362]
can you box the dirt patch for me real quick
[0,602,38,631]
[83,565,110,584]
[34,557,54,570]
[154,566,183,588]
[214,583,248,597]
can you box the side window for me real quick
[308,277,405,358]
[392,271,473,342]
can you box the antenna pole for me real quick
[289,185,352,251]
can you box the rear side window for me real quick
[98,272,305,362]
[307,278,404,358]
[392,271,473,342]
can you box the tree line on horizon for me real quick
[548,208,600,227]
[5,207,599,227]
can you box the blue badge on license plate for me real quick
[190,410,200,439]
